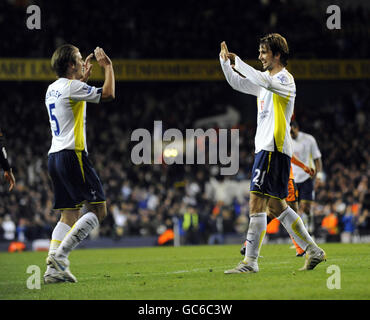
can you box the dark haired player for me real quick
[220,34,326,274]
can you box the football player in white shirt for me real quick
[220,34,325,274]
[290,120,323,233]
[44,44,115,283]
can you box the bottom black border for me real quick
[1,300,369,319]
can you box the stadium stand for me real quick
[0,0,369,59]
[0,81,369,244]
[0,0,369,246]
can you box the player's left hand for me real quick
[227,52,236,66]
[81,53,93,82]
[94,47,112,68]
[4,169,15,191]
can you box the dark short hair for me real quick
[51,44,78,77]
[259,33,289,66]
[290,120,299,128]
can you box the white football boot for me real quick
[224,260,259,274]
[299,247,326,271]
[48,254,77,283]
[43,265,67,284]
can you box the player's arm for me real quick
[233,55,295,98]
[0,129,15,191]
[219,42,260,97]
[310,136,323,180]
[69,48,115,103]
[291,154,314,177]
[313,157,323,180]
[94,47,115,102]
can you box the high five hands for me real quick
[94,47,112,68]
[220,41,236,66]
[81,48,113,82]
[220,41,245,78]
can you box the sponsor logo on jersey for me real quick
[83,84,92,94]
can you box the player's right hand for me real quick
[94,47,112,68]
[304,166,315,177]
[220,41,229,61]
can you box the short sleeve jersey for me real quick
[45,78,102,154]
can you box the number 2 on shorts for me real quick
[253,169,266,187]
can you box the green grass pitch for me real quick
[1,243,369,300]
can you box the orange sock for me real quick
[291,236,305,255]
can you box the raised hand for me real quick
[220,41,229,61]
[220,41,238,69]
[94,47,112,68]
[227,52,236,66]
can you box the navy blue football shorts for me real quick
[250,150,291,200]
[296,177,315,202]
[48,150,106,210]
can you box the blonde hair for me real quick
[51,44,78,77]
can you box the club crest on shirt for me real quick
[277,74,288,84]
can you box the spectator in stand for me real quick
[341,205,357,243]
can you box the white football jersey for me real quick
[45,78,102,154]
[291,131,322,183]
[220,55,296,157]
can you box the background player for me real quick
[220,34,326,274]
[288,154,315,255]
[0,126,15,191]
[44,44,115,283]
[290,120,323,233]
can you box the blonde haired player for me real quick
[43,44,115,283]
[220,34,326,274]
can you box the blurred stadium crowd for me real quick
[1,0,369,59]
[0,0,369,245]
[0,80,369,244]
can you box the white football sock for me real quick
[46,221,71,273]
[55,212,99,259]
[243,212,267,264]
[277,206,318,254]
[49,221,71,256]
